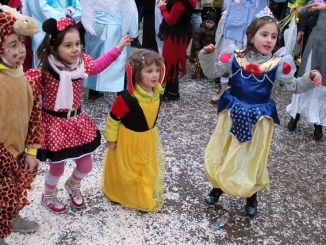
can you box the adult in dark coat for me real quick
[142,0,160,52]
[286,1,326,140]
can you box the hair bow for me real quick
[57,17,75,31]
[43,17,76,36]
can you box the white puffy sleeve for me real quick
[276,55,315,94]
[198,44,237,79]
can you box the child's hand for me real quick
[201,44,216,54]
[105,141,116,149]
[309,70,322,86]
[24,154,38,173]
[306,2,326,12]
[157,0,166,8]
[290,5,298,14]
[116,35,133,51]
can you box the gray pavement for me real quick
[8,63,326,244]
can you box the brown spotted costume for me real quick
[0,5,41,239]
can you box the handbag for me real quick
[157,22,165,41]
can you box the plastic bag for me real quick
[284,15,297,56]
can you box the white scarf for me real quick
[48,55,88,111]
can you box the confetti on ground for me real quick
[7,60,326,245]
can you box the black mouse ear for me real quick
[42,18,57,35]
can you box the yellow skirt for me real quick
[102,124,165,211]
[205,110,273,198]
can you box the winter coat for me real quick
[213,0,223,9]
[269,0,287,21]
[190,21,216,55]
[297,6,326,86]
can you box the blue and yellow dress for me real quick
[102,83,165,211]
[199,44,316,198]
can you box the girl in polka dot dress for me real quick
[199,7,322,217]
[26,16,133,214]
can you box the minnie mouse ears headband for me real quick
[43,17,76,43]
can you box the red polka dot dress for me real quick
[26,54,101,163]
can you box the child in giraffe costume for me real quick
[0,5,42,245]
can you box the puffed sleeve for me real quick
[276,55,315,93]
[199,44,236,79]
[104,95,130,142]
[82,53,95,75]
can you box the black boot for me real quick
[88,89,104,101]
[163,65,180,101]
[314,124,323,140]
[205,188,223,205]
[245,193,258,217]
[162,91,180,101]
[287,113,300,131]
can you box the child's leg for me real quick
[0,206,20,243]
[211,76,229,103]
[0,151,40,237]
[41,161,66,214]
[44,162,65,193]
[245,192,258,217]
[65,155,93,208]
[70,155,93,185]
[205,187,223,205]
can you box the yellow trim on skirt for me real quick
[205,110,273,198]
[102,124,165,211]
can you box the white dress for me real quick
[286,51,326,126]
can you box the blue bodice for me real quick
[218,58,280,143]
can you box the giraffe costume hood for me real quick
[0,4,39,59]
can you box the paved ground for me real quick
[7,61,326,244]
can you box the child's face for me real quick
[57,30,81,64]
[205,20,215,29]
[3,33,26,66]
[139,63,160,93]
[250,23,278,55]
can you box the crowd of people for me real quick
[0,0,325,244]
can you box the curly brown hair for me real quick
[127,49,164,87]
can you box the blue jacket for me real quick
[223,0,269,43]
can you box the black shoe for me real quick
[187,54,195,64]
[245,193,257,217]
[88,92,104,101]
[130,39,142,48]
[205,188,223,205]
[191,74,198,79]
[162,91,180,101]
[214,77,221,84]
[287,114,300,131]
[314,124,323,140]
